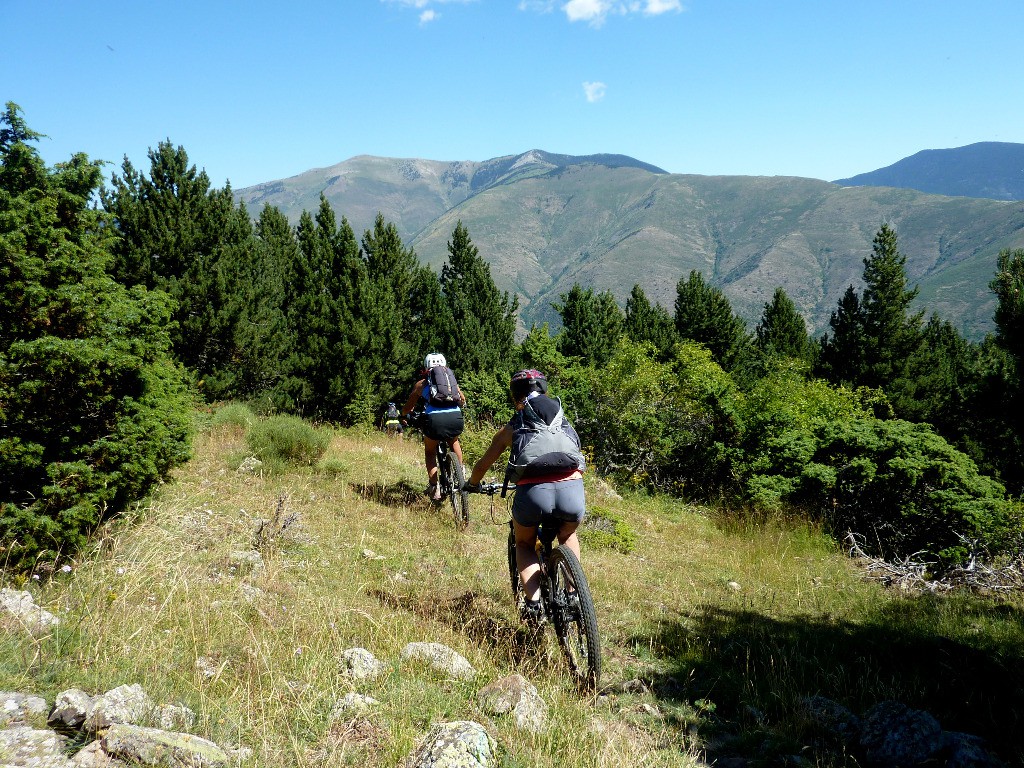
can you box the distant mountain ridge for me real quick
[834,142,1024,201]
[236,148,1024,340]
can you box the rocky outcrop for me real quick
[101,724,228,768]
[0,589,60,637]
[800,696,1005,767]
[400,642,476,680]
[403,721,497,768]
[477,674,548,733]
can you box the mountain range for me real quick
[235,145,1024,339]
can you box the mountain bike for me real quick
[470,482,601,689]
[407,413,470,530]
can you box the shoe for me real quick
[424,483,441,502]
[520,598,547,626]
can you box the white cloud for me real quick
[555,0,682,25]
[564,0,612,24]
[583,81,607,102]
[644,0,682,14]
[420,9,437,22]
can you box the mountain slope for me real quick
[236,151,1024,338]
[833,142,1024,201]
[409,168,1024,336]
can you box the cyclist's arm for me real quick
[468,424,514,485]
[401,380,425,419]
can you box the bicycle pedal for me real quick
[520,599,548,626]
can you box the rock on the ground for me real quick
[403,721,497,768]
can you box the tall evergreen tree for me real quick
[900,314,979,430]
[439,221,518,374]
[991,248,1024,362]
[279,196,373,420]
[981,247,1024,492]
[673,270,748,370]
[408,264,451,369]
[232,204,293,399]
[1,104,192,568]
[361,214,421,399]
[817,285,867,386]
[860,223,924,392]
[625,284,678,360]
[102,141,253,388]
[555,285,624,366]
[754,287,812,364]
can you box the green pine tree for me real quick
[673,270,749,371]
[439,221,518,374]
[624,284,678,360]
[817,285,868,386]
[755,287,813,365]
[555,285,624,366]
[361,213,420,403]
[1,103,193,569]
[860,223,924,393]
[102,140,253,389]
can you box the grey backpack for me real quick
[505,397,586,484]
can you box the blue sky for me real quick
[5,1,1023,190]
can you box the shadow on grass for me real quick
[351,480,424,507]
[628,596,1024,763]
[368,587,561,677]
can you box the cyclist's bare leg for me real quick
[556,523,581,561]
[449,438,464,464]
[513,520,542,601]
[423,436,441,499]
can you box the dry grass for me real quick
[3,418,1023,767]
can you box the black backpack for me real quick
[385,403,400,420]
[426,365,462,407]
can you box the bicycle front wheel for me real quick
[548,547,601,689]
[445,453,470,530]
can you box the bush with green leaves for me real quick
[566,339,742,497]
[0,104,194,570]
[737,361,875,509]
[245,415,330,468]
[579,504,637,553]
[733,363,1020,567]
[794,418,1018,569]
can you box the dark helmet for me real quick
[510,368,548,401]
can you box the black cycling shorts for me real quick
[423,409,464,441]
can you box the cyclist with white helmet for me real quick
[402,353,466,501]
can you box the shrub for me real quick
[211,402,257,431]
[794,418,1017,569]
[246,415,330,468]
[580,504,637,553]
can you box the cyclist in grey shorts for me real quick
[466,369,586,622]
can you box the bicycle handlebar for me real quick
[465,481,515,496]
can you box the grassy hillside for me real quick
[4,418,1024,766]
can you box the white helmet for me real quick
[423,352,447,370]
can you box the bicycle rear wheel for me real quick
[445,453,470,530]
[548,546,601,689]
